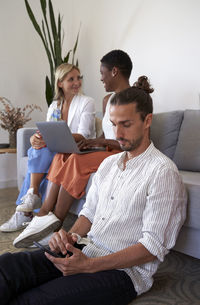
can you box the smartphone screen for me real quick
[33,241,66,258]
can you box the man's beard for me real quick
[117,136,143,151]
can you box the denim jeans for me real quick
[0,249,137,305]
[16,147,56,209]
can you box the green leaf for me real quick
[49,0,57,38]
[24,0,45,44]
[42,20,48,45]
[40,0,55,64]
[45,76,54,106]
[40,0,46,14]
[25,0,54,77]
[58,13,61,44]
[72,25,80,64]
[49,0,62,66]
[73,27,80,54]
[63,50,72,63]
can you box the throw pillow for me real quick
[173,109,200,171]
[150,111,184,159]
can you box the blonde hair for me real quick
[54,63,80,104]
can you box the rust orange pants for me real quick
[47,149,120,199]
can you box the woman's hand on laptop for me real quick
[30,132,46,150]
[78,138,106,150]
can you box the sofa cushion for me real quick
[150,111,184,159]
[180,170,200,230]
[18,156,28,189]
[173,110,200,171]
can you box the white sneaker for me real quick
[0,212,32,232]
[16,188,42,213]
[13,212,61,248]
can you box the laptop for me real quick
[36,121,105,154]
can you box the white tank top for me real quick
[102,93,116,139]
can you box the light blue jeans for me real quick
[16,147,56,212]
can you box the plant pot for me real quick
[0,143,9,149]
[9,131,17,148]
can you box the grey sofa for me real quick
[17,109,200,259]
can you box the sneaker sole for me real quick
[0,226,25,233]
[13,221,61,248]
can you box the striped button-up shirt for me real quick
[79,142,187,295]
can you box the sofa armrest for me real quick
[17,128,37,157]
[17,127,37,190]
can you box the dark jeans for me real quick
[0,249,137,305]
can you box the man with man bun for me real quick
[0,81,187,305]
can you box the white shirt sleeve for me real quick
[76,97,96,139]
[78,171,100,223]
[138,167,187,262]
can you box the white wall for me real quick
[1,0,200,143]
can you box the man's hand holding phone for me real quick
[33,241,66,258]
[37,229,92,276]
[45,242,91,276]
[48,229,77,256]
[33,229,76,258]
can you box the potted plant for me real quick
[24,0,80,106]
[0,97,42,148]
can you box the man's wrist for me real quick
[71,232,82,243]
[88,257,101,273]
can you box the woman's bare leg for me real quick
[37,185,74,221]
[38,183,61,216]
[53,186,75,222]
[30,173,45,195]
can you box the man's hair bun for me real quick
[133,76,154,94]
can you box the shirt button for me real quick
[111,196,114,200]
[102,217,105,220]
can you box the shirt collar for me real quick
[117,142,155,170]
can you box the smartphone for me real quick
[33,241,66,258]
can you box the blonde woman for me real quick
[0,63,95,232]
